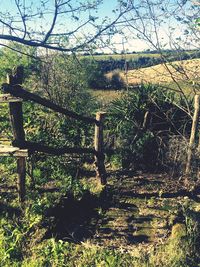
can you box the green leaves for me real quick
[195,18,200,27]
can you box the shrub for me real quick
[105,70,125,89]
[106,84,192,171]
[81,58,108,89]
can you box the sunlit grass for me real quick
[125,58,200,95]
[90,89,123,106]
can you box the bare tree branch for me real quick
[0,0,133,53]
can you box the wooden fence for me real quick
[0,66,107,202]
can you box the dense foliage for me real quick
[81,58,125,90]
[0,46,99,189]
[106,84,192,172]
[0,44,39,84]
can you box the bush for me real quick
[106,84,192,171]
[28,55,100,184]
[81,58,108,89]
[105,70,125,89]
[81,59,125,90]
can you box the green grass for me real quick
[0,199,199,267]
[90,89,123,106]
[165,80,199,96]
[1,160,200,267]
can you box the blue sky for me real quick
[0,0,199,52]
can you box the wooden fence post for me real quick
[7,66,26,202]
[197,94,200,154]
[94,112,107,185]
[185,95,200,176]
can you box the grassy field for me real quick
[90,89,123,106]
[90,58,200,106]
[125,58,200,93]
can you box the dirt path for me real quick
[1,170,200,251]
[89,171,200,249]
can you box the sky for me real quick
[0,0,199,53]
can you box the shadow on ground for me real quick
[43,171,200,248]
[0,202,21,218]
[44,189,111,243]
[43,185,162,247]
[2,170,200,249]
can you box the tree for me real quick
[0,1,199,54]
[0,42,40,84]
[0,0,132,53]
[1,1,199,134]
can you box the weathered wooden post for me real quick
[197,94,200,154]
[185,94,200,176]
[94,111,107,185]
[7,66,26,202]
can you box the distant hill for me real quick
[126,59,200,90]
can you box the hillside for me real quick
[126,58,200,89]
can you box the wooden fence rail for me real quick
[0,66,107,202]
[2,83,97,124]
[13,140,97,156]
